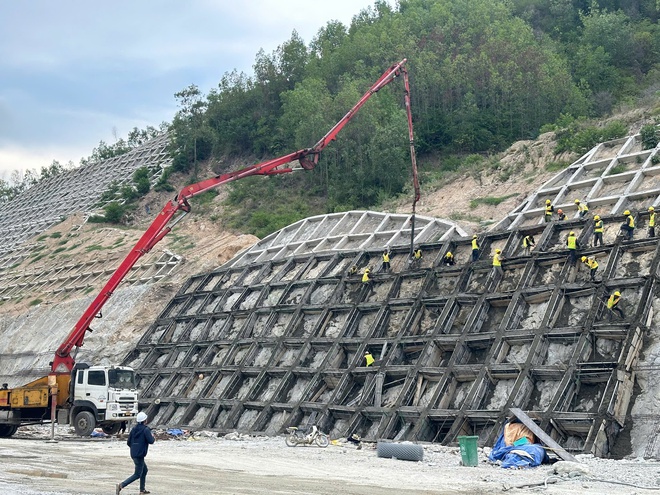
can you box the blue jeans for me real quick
[122,456,148,491]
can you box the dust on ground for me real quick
[1,426,659,495]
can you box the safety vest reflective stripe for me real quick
[628,215,635,228]
[650,213,655,227]
[594,221,603,232]
[607,295,620,309]
[472,239,478,250]
[567,236,577,249]
[493,254,501,266]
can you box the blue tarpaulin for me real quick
[167,428,185,437]
[488,430,548,469]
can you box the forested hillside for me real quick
[8,0,658,238]
[164,0,660,235]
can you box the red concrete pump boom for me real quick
[51,58,416,373]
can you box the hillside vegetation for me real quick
[4,0,660,239]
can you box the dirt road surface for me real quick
[1,428,659,495]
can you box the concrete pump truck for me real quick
[0,58,419,437]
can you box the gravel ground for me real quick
[1,426,660,495]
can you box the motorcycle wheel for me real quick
[285,434,298,447]
[315,434,329,448]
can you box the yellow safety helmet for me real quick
[569,231,575,235]
[446,251,453,256]
[614,290,621,296]
[472,234,478,239]
[624,210,631,216]
[594,215,600,220]
[581,256,587,262]
[545,199,551,204]
[649,206,655,212]
[574,199,580,204]
[365,268,370,273]
[495,249,502,254]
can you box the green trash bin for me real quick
[458,435,479,467]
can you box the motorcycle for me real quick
[284,424,329,448]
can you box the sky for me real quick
[0,0,379,178]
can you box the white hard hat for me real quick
[136,412,148,423]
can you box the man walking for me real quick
[593,215,604,247]
[117,412,155,495]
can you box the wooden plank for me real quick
[509,407,578,463]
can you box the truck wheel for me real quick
[73,411,96,436]
[0,425,17,437]
[102,423,121,436]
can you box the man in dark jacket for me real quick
[117,412,155,495]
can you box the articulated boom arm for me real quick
[51,58,413,374]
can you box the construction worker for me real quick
[557,209,566,221]
[442,251,455,266]
[621,210,635,240]
[607,290,625,320]
[362,268,371,285]
[364,350,375,367]
[648,206,656,238]
[581,256,599,282]
[593,215,604,247]
[544,199,554,223]
[471,235,480,262]
[492,248,503,277]
[522,234,536,256]
[348,265,358,277]
[575,199,589,218]
[382,250,390,272]
[410,247,422,268]
[566,231,579,265]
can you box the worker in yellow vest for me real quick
[522,234,536,256]
[364,351,375,367]
[362,268,371,285]
[471,235,480,262]
[442,251,455,266]
[581,256,599,282]
[492,248,503,277]
[575,199,589,218]
[410,247,422,269]
[607,291,624,320]
[593,215,604,247]
[382,250,391,272]
[566,231,579,265]
[648,206,656,238]
[620,210,635,240]
[544,199,554,222]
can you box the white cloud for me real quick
[0,145,89,178]
[0,0,382,175]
